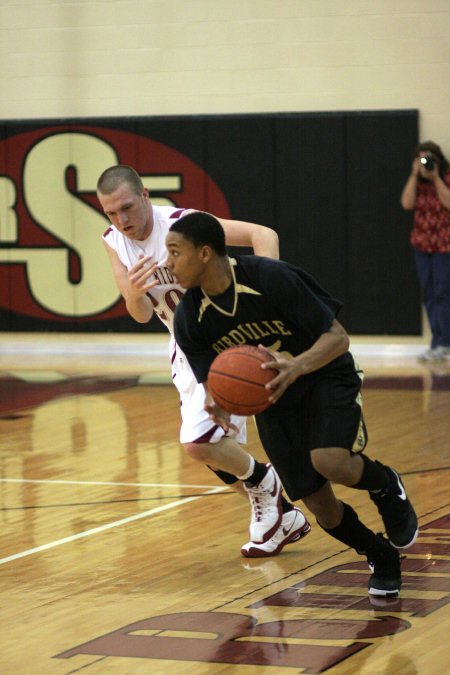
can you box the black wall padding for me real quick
[0,110,420,334]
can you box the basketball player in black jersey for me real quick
[166,211,419,597]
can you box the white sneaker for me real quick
[241,507,311,558]
[418,347,446,362]
[244,464,282,543]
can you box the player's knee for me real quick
[311,447,348,482]
[183,442,210,463]
[310,447,332,476]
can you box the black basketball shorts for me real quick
[255,362,367,501]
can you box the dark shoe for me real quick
[366,534,401,597]
[370,462,418,549]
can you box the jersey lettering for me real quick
[272,319,294,336]
[212,320,293,354]
[261,320,281,335]
[235,323,259,340]
[155,288,184,323]
[227,329,247,345]
[153,266,176,285]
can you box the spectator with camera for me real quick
[401,141,450,362]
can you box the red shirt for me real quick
[410,171,450,252]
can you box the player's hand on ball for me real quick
[258,345,299,403]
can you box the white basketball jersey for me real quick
[103,204,247,445]
[102,205,192,333]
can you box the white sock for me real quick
[237,456,255,481]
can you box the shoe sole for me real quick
[241,520,311,558]
[368,586,400,597]
[389,526,419,550]
[289,521,312,544]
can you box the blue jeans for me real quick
[414,249,450,348]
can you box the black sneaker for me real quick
[366,534,401,597]
[370,462,418,549]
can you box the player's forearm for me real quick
[219,217,279,260]
[125,294,154,323]
[292,323,350,377]
[250,226,280,259]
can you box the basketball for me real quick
[207,345,275,416]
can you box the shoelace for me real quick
[367,536,401,575]
[246,486,275,521]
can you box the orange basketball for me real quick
[207,345,275,416]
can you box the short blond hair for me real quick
[97,165,144,195]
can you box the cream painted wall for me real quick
[1,0,449,151]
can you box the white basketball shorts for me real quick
[170,337,247,445]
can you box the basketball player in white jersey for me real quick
[96,165,310,556]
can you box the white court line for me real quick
[0,485,227,566]
[0,478,220,489]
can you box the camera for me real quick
[420,153,435,171]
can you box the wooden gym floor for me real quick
[0,333,449,674]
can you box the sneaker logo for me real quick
[395,473,407,501]
[267,469,279,497]
[282,517,296,536]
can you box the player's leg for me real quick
[206,424,311,557]
[171,341,251,492]
[211,461,310,558]
[173,342,304,545]
[308,368,418,550]
[303,482,401,597]
[312,447,418,549]
[244,408,316,558]
[183,435,283,544]
[177,371,287,544]
[252,371,403,594]
[210,469,248,497]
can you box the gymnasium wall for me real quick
[0,1,449,335]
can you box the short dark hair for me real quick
[169,212,227,256]
[97,165,144,195]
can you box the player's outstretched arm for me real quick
[217,217,279,260]
[103,242,158,324]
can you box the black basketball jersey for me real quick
[174,255,354,404]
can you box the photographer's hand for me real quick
[419,162,438,181]
[411,156,421,177]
